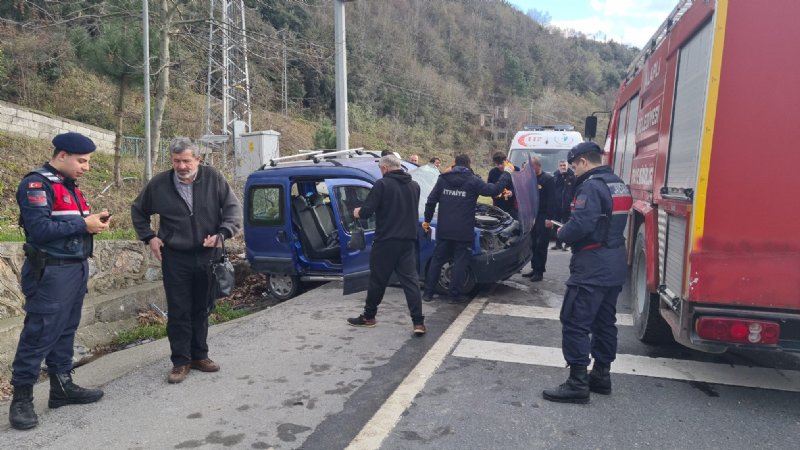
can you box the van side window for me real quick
[249,185,283,226]
[334,185,376,232]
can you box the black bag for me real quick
[208,235,235,309]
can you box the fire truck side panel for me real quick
[688,0,800,311]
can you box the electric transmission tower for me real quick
[203,0,252,160]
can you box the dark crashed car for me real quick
[243,150,535,300]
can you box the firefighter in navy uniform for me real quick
[9,132,110,430]
[422,154,513,303]
[542,142,632,404]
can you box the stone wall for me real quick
[0,241,161,320]
[0,100,115,154]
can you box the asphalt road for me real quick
[2,249,799,449]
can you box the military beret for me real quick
[567,141,602,164]
[52,132,96,154]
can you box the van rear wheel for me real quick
[268,273,300,301]
[631,228,673,344]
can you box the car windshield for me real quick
[509,149,570,174]
[409,163,441,217]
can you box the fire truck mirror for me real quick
[584,116,598,140]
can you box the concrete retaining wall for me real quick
[0,99,115,154]
[0,240,166,377]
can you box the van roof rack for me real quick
[267,148,380,167]
[523,124,575,131]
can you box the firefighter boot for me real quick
[542,365,590,404]
[9,384,38,430]
[48,372,104,409]
[589,361,612,395]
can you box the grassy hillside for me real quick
[0,0,634,170]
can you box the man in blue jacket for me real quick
[347,155,425,334]
[422,154,512,303]
[542,142,632,404]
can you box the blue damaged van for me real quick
[243,150,536,300]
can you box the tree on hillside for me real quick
[72,3,147,187]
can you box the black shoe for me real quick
[422,293,434,303]
[543,365,590,404]
[9,385,38,430]
[528,273,544,282]
[521,270,536,278]
[589,361,612,395]
[347,315,377,327]
[550,245,560,250]
[446,296,468,304]
[48,372,104,409]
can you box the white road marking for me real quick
[453,339,800,392]
[483,302,634,327]
[346,297,488,450]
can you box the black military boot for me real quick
[9,384,38,430]
[48,372,104,409]
[542,365,590,404]
[589,361,612,395]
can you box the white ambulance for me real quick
[507,125,583,174]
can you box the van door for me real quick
[325,179,376,295]
[244,178,297,274]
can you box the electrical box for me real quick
[236,130,280,181]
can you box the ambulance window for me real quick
[248,185,283,226]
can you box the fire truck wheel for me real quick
[631,228,673,344]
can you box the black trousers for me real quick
[12,260,88,386]
[560,284,622,366]
[424,239,471,298]
[530,216,549,273]
[364,239,424,325]
[162,247,218,366]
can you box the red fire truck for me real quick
[589,0,800,352]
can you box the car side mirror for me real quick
[584,116,597,140]
[347,228,366,251]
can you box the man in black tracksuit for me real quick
[347,155,426,334]
[522,157,557,281]
[552,160,576,250]
[422,154,512,303]
[131,137,242,384]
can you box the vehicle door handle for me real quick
[276,230,287,243]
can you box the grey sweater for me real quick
[131,165,242,251]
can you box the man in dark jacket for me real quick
[422,154,512,303]
[486,151,518,219]
[542,142,632,404]
[131,137,242,384]
[347,155,426,334]
[552,160,576,250]
[522,157,557,281]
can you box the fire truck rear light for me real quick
[695,317,780,345]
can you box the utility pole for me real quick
[142,0,151,180]
[334,0,355,151]
[282,33,288,117]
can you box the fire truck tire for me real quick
[631,228,673,344]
